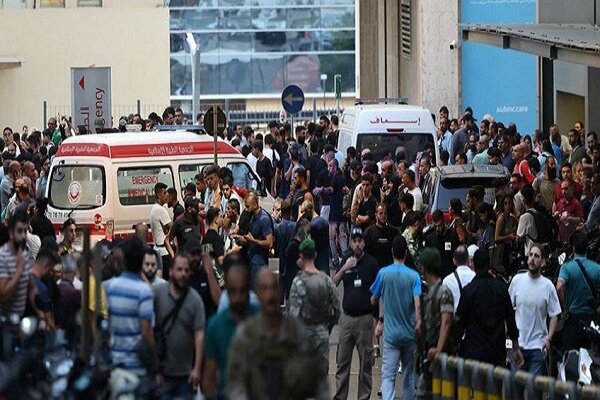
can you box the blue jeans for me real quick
[382,340,416,400]
[512,348,546,376]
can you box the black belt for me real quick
[155,244,166,248]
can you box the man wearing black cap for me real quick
[332,227,379,400]
[169,197,201,253]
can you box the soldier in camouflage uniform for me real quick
[418,247,456,400]
[288,239,341,376]
[227,269,327,400]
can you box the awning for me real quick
[0,56,22,69]
[461,23,600,68]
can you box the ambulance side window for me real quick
[179,163,210,196]
[226,162,262,194]
[117,166,174,206]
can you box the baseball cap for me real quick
[351,227,364,239]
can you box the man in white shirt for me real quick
[150,182,174,279]
[402,170,423,211]
[508,244,561,375]
[442,246,476,314]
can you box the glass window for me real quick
[220,9,251,29]
[317,53,355,91]
[321,7,355,28]
[49,165,105,209]
[2,0,27,10]
[77,0,102,6]
[433,178,496,213]
[171,55,191,96]
[179,164,209,194]
[287,8,320,29]
[167,0,200,6]
[356,133,435,166]
[226,162,262,193]
[39,0,64,6]
[117,167,174,206]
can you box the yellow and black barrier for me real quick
[432,353,600,400]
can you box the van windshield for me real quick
[49,165,105,210]
[356,133,436,165]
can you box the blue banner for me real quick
[461,0,537,135]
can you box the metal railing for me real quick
[432,353,600,400]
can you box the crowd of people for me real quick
[1,103,600,400]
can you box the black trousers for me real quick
[562,313,595,352]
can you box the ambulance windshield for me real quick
[356,133,436,166]
[49,165,105,209]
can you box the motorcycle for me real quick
[558,321,600,386]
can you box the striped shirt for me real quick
[105,272,153,376]
[0,244,33,317]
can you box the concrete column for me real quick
[385,0,400,97]
[358,0,381,99]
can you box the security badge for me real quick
[354,279,362,288]
[445,242,452,251]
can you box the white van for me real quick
[45,131,275,243]
[337,103,439,166]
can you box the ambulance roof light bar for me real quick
[154,125,207,134]
[355,97,410,105]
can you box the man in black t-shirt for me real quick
[169,197,201,253]
[356,173,377,230]
[253,140,274,194]
[332,227,378,400]
[291,168,312,221]
[424,209,460,278]
[363,203,399,270]
[202,207,225,267]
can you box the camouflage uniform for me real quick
[419,279,455,400]
[227,314,328,400]
[402,228,420,264]
[288,270,341,373]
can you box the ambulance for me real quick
[45,130,275,244]
[337,101,439,166]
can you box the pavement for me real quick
[325,276,404,399]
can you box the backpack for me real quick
[526,205,558,247]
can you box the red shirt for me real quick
[553,180,583,204]
[513,160,534,185]
[553,197,584,220]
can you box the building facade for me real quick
[0,0,170,130]
[167,0,357,114]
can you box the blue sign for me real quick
[461,0,537,135]
[281,85,305,114]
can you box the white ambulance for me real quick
[337,102,439,166]
[45,130,274,243]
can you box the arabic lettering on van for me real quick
[369,117,421,125]
[146,145,195,157]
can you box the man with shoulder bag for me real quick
[557,231,600,352]
[154,253,206,398]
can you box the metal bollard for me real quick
[472,362,486,400]
[485,366,502,400]
[502,372,513,400]
[525,373,540,400]
[432,355,442,400]
[545,377,557,400]
[457,357,470,400]
[441,354,455,400]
